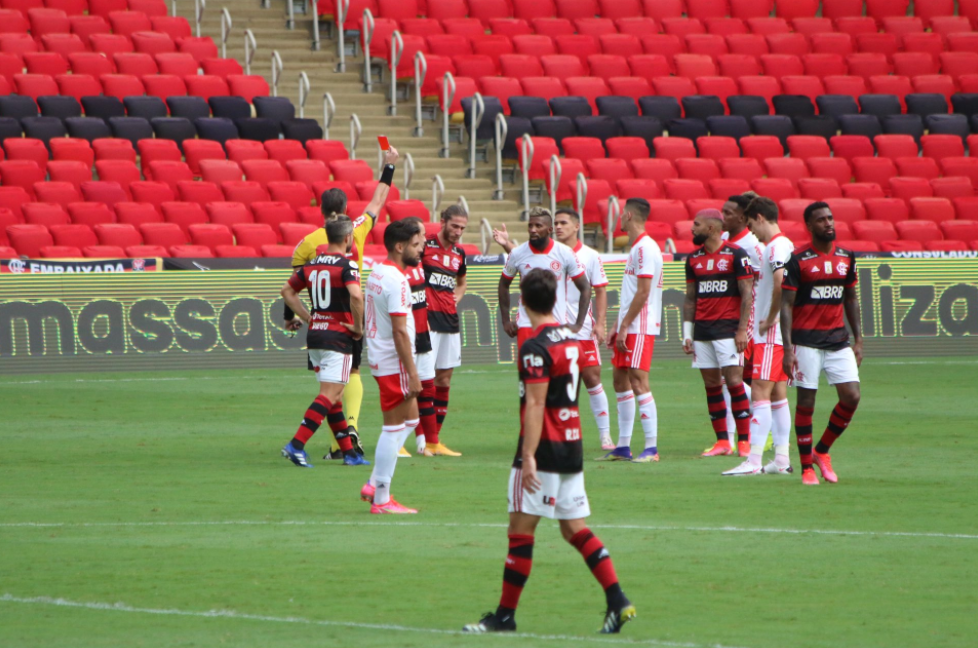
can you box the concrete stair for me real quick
[179,0,533,252]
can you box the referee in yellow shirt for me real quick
[285,145,401,458]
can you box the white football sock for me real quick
[722,384,735,444]
[616,390,635,449]
[587,384,611,437]
[371,424,405,506]
[637,393,658,450]
[772,399,791,465]
[748,400,771,466]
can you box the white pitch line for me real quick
[1,519,975,540]
[0,594,749,648]
[0,377,213,386]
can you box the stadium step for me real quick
[178,3,528,245]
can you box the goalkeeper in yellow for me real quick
[285,145,401,460]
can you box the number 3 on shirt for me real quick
[308,270,331,310]
[565,346,580,400]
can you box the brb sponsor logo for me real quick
[698,280,728,294]
[811,285,844,300]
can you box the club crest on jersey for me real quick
[836,261,849,275]
[550,260,561,272]
[717,259,729,272]
[451,257,461,270]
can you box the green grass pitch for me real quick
[1,357,976,648]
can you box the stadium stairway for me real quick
[179,1,525,250]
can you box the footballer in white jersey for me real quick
[753,233,794,347]
[366,260,415,380]
[497,209,590,351]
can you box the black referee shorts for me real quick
[352,338,363,370]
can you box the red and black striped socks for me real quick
[570,528,625,608]
[326,399,353,453]
[419,380,438,444]
[497,534,534,617]
[816,402,857,454]
[727,382,751,443]
[795,405,815,470]
[292,395,331,451]
[705,385,729,442]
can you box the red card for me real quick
[378,136,390,151]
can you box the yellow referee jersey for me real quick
[291,212,375,271]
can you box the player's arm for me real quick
[780,288,796,378]
[520,379,548,494]
[616,277,650,353]
[844,284,863,367]
[735,275,753,353]
[760,267,784,336]
[344,283,364,340]
[455,273,467,303]
[364,146,400,217]
[682,280,697,355]
[592,284,607,344]
[391,314,421,398]
[570,272,592,334]
[498,272,518,337]
[492,223,515,253]
[281,278,310,325]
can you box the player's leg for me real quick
[413,351,436,455]
[599,364,634,460]
[721,359,752,457]
[723,365,772,475]
[767,350,793,473]
[812,348,861,483]
[628,334,657,462]
[694,341,731,456]
[431,331,463,455]
[329,338,365,457]
[582,364,612,448]
[790,345,823,485]
[556,474,635,634]
[283,351,350,468]
[364,377,419,512]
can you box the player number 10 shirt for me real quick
[618,233,664,336]
[365,261,415,377]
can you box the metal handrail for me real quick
[480,217,492,254]
[521,133,535,217]
[171,0,177,18]
[244,29,257,75]
[431,175,445,215]
[361,9,375,92]
[389,30,404,116]
[547,154,561,215]
[458,195,470,216]
[664,238,677,254]
[309,0,320,49]
[350,113,362,160]
[334,0,350,64]
[285,0,292,28]
[403,153,415,200]
[440,72,455,158]
[271,51,283,97]
[467,92,484,179]
[322,92,335,139]
[297,72,311,118]
[605,195,621,253]
[193,0,205,37]
[413,51,427,136]
[493,112,507,199]
[220,8,231,59]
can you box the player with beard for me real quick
[496,208,591,352]
[682,209,755,458]
[420,205,469,456]
[723,197,795,476]
[781,202,862,486]
[493,209,612,450]
[359,219,426,514]
[720,194,763,446]
[279,216,370,468]
[463,269,636,636]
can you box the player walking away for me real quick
[279,217,369,468]
[681,209,755,458]
[720,194,763,444]
[421,205,468,457]
[497,208,591,352]
[723,197,794,476]
[359,220,426,514]
[781,202,862,486]
[286,145,401,460]
[599,198,665,463]
[463,269,636,635]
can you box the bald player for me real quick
[287,145,401,458]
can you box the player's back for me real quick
[516,324,583,474]
[290,253,359,352]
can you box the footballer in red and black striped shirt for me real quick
[682,209,755,458]
[781,202,863,486]
[463,268,635,636]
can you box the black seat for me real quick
[596,95,639,119]
[793,115,838,140]
[772,94,815,118]
[859,94,902,118]
[530,116,576,152]
[639,95,681,122]
[951,93,978,118]
[462,96,502,141]
[64,116,111,142]
[0,116,23,140]
[281,119,323,143]
[509,96,551,120]
[194,117,240,146]
[253,96,296,128]
[0,95,39,120]
[498,115,532,160]
[881,114,925,141]
[750,115,796,146]
[235,117,280,141]
[124,96,168,119]
[81,95,126,120]
[706,115,750,140]
[21,116,68,148]
[209,96,252,121]
[681,95,725,120]
[816,95,859,120]
[728,95,770,119]
[550,96,592,118]
[167,96,211,121]
[667,117,709,141]
[925,113,970,141]
[108,116,154,148]
[619,115,664,150]
[37,95,82,120]
[151,116,197,151]
[572,115,620,142]
[905,93,948,118]
[838,113,883,138]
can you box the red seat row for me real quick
[1,71,269,102]
[1,0,170,18]
[0,51,243,83]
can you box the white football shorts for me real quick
[415,350,435,382]
[508,467,591,520]
[430,330,462,370]
[692,338,742,369]
[308,349,352,384]
[790,345,860,390]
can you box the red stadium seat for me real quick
[329,159,375,185]
[653,137,696,161]
[520,76,567,101]
[34,182,82,208]
[894,157,941,180]
[199,161,243,186]
[177,37,219,63]
[205,202,252,227]
[631,158,678,188]
[231,223,276,249]
[212,244,254,258]
[151,16,192,41]
[751,177,798,202]
[695,136,740,160]
[144,74,187,99]
[114,202,163,226]
[685,33,728,59]
[185,74,229,100]
[108,10,151,36]
[896,219,943,243]
[541,54,585,81]
[0,161,45,198]
[823,198,864,224]
[823,75,867,100]
[144,161,194,194]
[760,53,803,78]
[138,139,182,168]
[907,197,956,224]
[39,245,83,258]
[952,199,978,222]
[739,135,783,160]
[94,160,140,198]
[781,75,825,104]
[802,53,846,79]
[90,34,134,57]
[4,138,48,172]
[95,222,142,248]
[227,75,269,103]
[285,159,330,189]
[930,176,974,200]
[24,52,69,76]
[225,140,268,164]
[268,181,315,212]
[92,138,136,163]
[251,202,297,241]
[764,157,810,183]
[618,17,662,38]
[922,136,966,162]
[930,15,973,36]
[126,184,171,215]
[674,53,717,78]
[852,220,897,244]
[571,177,613,226]
[604,137,649,161]
[23,203,71,227]
[846,53,890,80]
[7,224,54,257]
[589,157,634,183]
[479,77,523,114]
[652,75,697,103]
[606,76,651,102]
[176,180,224,206]
[587,54,630,80]
[562,137,605,161]
[851,157,897,194]
[806,157,853,185]
[160,201,208,235]
[797,177,842,199]
[663,178,710,201]
[222,181,270,205]
[50,222,99,248]
[874,135,919,160]
[13,73,59,100]
[718,53,762,78]
[841,182,884,201]
[941,219,978,242]
[264,140,308,165]
[889,177,933,203]
[830,135,875,163]
[708,178,750,199]
[82,245,124,257]
[241,159,290,188]
[737,75,781,108]
[718,157,765,182]
[168,244,213,257]
[131,31,175,56]
[139,221,188,247]
[188,223,232,251]
[199,57,243,78]
[786,135,830,159]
